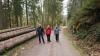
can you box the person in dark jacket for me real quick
[54,26,61,42]
[36,24,45,44]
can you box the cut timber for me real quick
[0,31,36,54]
[0,26,31,34]
[0,27,35,41]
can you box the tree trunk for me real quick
[26,0,28,26]
[8,0,12,28]
[20,17,22,27]
[0,0,3,29]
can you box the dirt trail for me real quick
[5,29,81,56]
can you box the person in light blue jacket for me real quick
[54,26,61,42]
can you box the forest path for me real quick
[5,27,81,56]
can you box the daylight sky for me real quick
[38,0,69,16]
[62,0,69,16]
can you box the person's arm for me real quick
[42,27,45,34]
[36,28,38,36]
[59,27,61,31]
[50,27,52,33]
[54,28,56,35]
[45,28,48,34]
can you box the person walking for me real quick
[46,25,52,42]
[54,26,61,42]
[36,24,45,44]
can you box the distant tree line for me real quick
[0,0,63,30]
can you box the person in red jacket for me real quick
[46,25,52,42]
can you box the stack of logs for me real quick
[0,26,36,54]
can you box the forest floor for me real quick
[4,27,82,56]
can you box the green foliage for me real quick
[67,0,100,40]
[0,0,63,29]
[43,0,62,27]
[13,0,23,16]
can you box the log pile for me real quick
[0,26,30,34]
[0,27,36,54]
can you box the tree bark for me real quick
[0,0,3,29]
[26,0,28,26]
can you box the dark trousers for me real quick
[38,35,45,43]
[47,35,51,42]
[55,34,59,42]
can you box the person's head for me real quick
[56,26,58,29]
[47,25,50,28]
[38,24,41,27]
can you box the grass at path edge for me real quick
[63,29,89,56]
